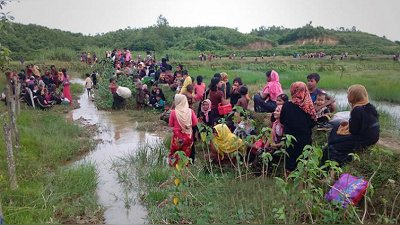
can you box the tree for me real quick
[156,14,169,27]
[351,26,357,32]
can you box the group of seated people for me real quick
[104,49,380,176]
[166,69,380,178]
[2,65,74,110]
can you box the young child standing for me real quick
[236,86,249,110]
[135,82,145,110]
[109,78,118,94]
[194,75,206,102]
[85,73,93,98]
[307,73,337,112]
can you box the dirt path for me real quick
[378,134,400,154]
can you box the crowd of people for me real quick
[79,52,98,66]
[160,69,380,178]
[2,65,75,110]
[101,48,380,176]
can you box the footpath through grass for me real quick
[0,79,103,223]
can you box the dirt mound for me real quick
[232,41,273,50]
[295,35,339,45]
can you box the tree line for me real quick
[0,16,399,60]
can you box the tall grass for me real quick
[117,133,400,224]
[0,109,101,223]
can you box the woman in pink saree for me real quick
[61,69,73,103]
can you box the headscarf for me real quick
[213,124,245,160]
[347,84,369,109]
[220,72,229,97]
[33,65,41,77]
[337,84,369,135]
[125,50,131,62]
[174,94,192,135]
[290,82,317,121]
[201,99,212,123]
[262,70,282,101]
[221,72,228,82]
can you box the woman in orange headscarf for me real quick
[280,82,316,172]
[326,84,379,166]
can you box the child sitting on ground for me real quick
[307,73,337,112]
[236,86,249,111]
[233,111,256,139]
[135,82,145,110]
[160,103,171,123]
[252,105,284,155]
[315,93,332,130]
[154,94,165,111]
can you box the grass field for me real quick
[165,57,400,103]
[0,72,102,223]
[112,137,400,224]
[1,55,399,223]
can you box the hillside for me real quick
[0,22,398,60]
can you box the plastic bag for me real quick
[116,86,132,99]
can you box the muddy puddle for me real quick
[67,79,158,224]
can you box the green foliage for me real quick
[194,38,227,51]
[0,41,10,71]
[2,22,398,61]
[94,62,137,110]
[0,109,101,223]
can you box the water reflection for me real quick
[68,79,157,224]
[328,90,400,124]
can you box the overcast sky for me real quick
[3,0,400,41]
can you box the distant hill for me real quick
[0,22,398,60]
